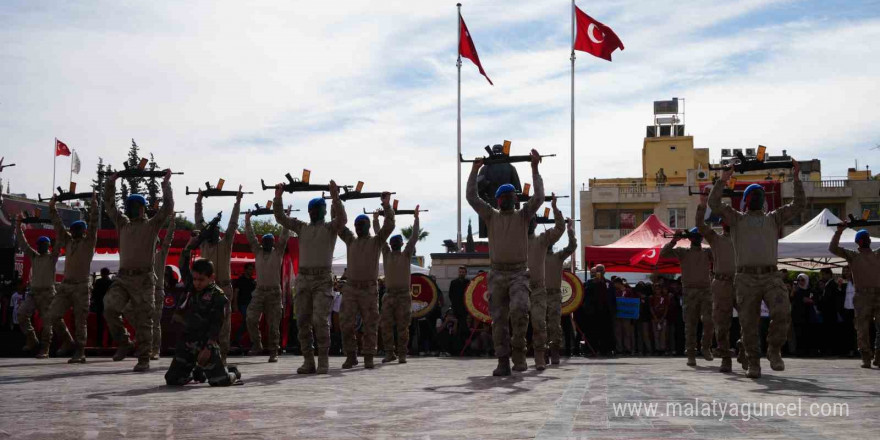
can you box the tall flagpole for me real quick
[570,0,577,271]
[456,3,463,250]
[52,137,57,196]
[69,149,74,189]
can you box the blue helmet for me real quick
[688,227,702,243]
[262,234,275,241]
[126,194,147,206]
[390,234,403,242]
[855,229,870,243]
[308,197,326,210]
[37,236,51,244]
[355,214,370,224]
[70,220,87,230]
[495,184,516,199]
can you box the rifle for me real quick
[459,148,556,165]
[262,170,352,193]
[0,157,14,172]
[40,185,94,203]
[709,149,793,174]
[663,231,702,240]
[517,194,569,203]
[826,214,880,228]
[100,158,183,179]
[191,212,223,249]
[323,181,393,202]
[688,187,742,198]
[363,207,427,216]
[251,202,299,217]
[186,180,252,198]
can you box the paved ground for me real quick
[0,354,878,439]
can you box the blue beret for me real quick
[391,235,403,242]
[689,227,699,235]
[355,214,370,224]
[37,236,51,244]
[742,184,764,200]
[308,197,326,210]
[855,229,870,243]
[126,194,147,206]
[262,234,275,241]
[495,184,516,199]
[71,220,87,230]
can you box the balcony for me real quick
[783,180,852,198]
[592,229,621,245]
[589,182,661,203]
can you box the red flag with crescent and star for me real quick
[574,6,624,61]
[55,139,71,157]
[459,14,493,85]
[629,247,661,266]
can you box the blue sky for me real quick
[2,0,879,263]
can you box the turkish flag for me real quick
[574,6,624,61]
[55,139,71,157]
[629,247,661,266]
[459,14,493,85]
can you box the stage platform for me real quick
[0,355,877,439]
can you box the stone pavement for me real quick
[0,355,878,439]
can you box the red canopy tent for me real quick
[584,214,702,274]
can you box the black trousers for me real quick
[165,341,237,386]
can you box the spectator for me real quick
[582,265,615,356]
[232,263,256,348]
[790,274,812,356]
[635,282,653,356]
[91,268,113,347]
[840,266,857,357]
[667,279,684,355]
[817,268,842,356]
[465,315,493,357]
[330,279,343,355]
[447,266,470,350]
[650,283,670,355]
[613,278,635,355]
[9,286,23,330]
[436,309,458,357]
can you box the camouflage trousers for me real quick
[380,289,412,357]
[488,268,530,358]
[735,272,790,362]
[529,284,548,352]
[217,283,232,359]
[295,272,334,354]
[104,272,156,359]
[683,287,713,355]
[165,340,238,387]
[247,286,282,352]
[853,290,880,357]
[46,280,91,347]
[24,287,72,350]
[546,288,563,350]
[341,282,379,356]
[711,278,735,357]
[123,288,165,355]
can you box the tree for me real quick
[401,225,429,242]
[174,215,195,231]
[249,219,285,238]
[123,138,143,195]
[146,153,160,208]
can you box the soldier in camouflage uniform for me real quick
[378,206,420,364]
[544,219,577,365]
[527,197,564,371]
[466,149,544,376]
[708,162,804,378]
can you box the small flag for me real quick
[629,247,661,266]
[459,14,493,85]
[55,139,71,157]
[574,6,624,61]
[71,151,81,174]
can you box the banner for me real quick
[616,297,640,319]
[410,273,440,319]
[560,271,585,315]
[464,272,491,323]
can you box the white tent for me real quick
[331,256,430,277]
[56,253,120,275]
[777,209,879,270]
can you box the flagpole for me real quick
[52,137,57,196]
[570,0,577,272]
[456,3,463,251]
[69,149,74,190]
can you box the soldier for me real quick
[709,162,804,378]
[378,206,420,364]
[103,169,174,372]
[243,210,291,363]
[165,236,243,386]
[661,227,714,367]
[273,182,346,375]
[544,219,577,365]
[476,144,522,238]
[15,217,72,358]
[466,149,544,376]
[150,216,175,359]
[829,224,880,368]
[696,195,737,373]
[527,196,564,371]
[44,194,99,363]
[338,193,394,369]
[195,188,242,363]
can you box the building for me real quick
[579,98,880,268]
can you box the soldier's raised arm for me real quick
[695,199,715,245]
[377,193,395,241]
[542,197,565,246]
[828,222,854,261]
[523,149,545,218]
[707,171,739,227]
[86,193,99,245]
[404,206,421,256]
[226,187,242,243]
[554,219,578,259]
[466,159,494,220]
[328,180,347,233]
[772,160,805,225]
[14,217,36,259]
[273,185,304,235]
[49,197,70,246]
[103,173,128,227]
[244,211,260,253]
[149,170,175,228]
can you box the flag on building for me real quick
[574,6,624,61]
[55,139,71,157]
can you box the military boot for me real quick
[719,357,732,373]
[35,345,50,359]
[150,348,160,361]
[873,351,880,368]
[382,352,398,364]
[297,353,316,374]
[702,347,714,361]
[512,350,528,372]
[534,350,547,371]
[686,351,697,367]
[736,340,747,371]
[57,339,75,357]
[247,344,264,357]
[341,353,358,369]
[364,355,375,369]
[133,356,150,372]
[268,349,278,363]
[317,349,330,374]
[767,347,785,371]
[550,347,561,365]
[398,351,407,364]
[861,352,872,369]
[112,339,134,361]
[493,356,512,376]
[22,333,39,352]
[68,344,86,364]
[746,359,761,379]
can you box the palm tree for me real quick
[400,225,429,242]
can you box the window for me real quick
[595,210,619,229]
[862,203,880,220]
[668,208,686,229]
